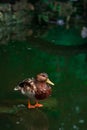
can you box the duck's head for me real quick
[36,73,54,86]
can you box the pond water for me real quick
[0,25,87,130]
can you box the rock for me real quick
[81,27,87,38]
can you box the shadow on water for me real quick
[27,37,87,56]
[0,109,49,130]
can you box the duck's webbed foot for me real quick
[35,100,43,108]
[28,100,35,109]
[27,100,43,109]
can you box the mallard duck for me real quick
[14,73,54,109]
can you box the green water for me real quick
[0,27,87,130]
[40,26,86,46]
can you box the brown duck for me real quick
[14,73,54,108]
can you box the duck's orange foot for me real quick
[35,103,43,108]
[28,100,36,109]
[28,104,35,109]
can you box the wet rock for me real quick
[17,104,25,108]
[16,121,20,125]
[78,119,84,124]
[73,125,79,129]
[27,47,32,50]
[81,27,87,38]
[57,19,65,26]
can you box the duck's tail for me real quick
[14,85,21,91]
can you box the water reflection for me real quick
[0,109,49,130]
[20,109,49,130]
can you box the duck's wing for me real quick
[18,78,33,88]
[18,81,26,87]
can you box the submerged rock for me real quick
[78,119,84,124]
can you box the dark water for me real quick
[0,26,87,130]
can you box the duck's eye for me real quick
[42,74,45,77]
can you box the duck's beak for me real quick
[46,78,54,86]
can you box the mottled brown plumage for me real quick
[14,73,54,108]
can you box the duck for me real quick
[14,73,54,109]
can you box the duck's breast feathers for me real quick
[35,87,51,100]
[35,85,52,100]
